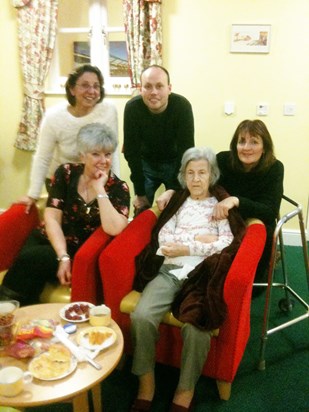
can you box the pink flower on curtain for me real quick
[13,0,58,151]
[123,0,163,88]
[12,0,31,6]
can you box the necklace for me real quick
[82,174,91,214]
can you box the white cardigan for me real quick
[27,100,119,199]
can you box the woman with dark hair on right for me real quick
[157,119,284,289]
[214,119,284,287]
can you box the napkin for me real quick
[53,325,99,362]
[169,264,195,280]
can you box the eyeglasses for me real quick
[75,83,101,92]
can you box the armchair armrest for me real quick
[213,221,266,380]
[71,227,112,304]
[0,204,40,271]
[99,209,158,322]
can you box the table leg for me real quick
[73,391,89,412]
[91,383,103,412]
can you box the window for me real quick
[45,0,131,96]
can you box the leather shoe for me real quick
[130,398,152,412]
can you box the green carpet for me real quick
[24,246,309,412]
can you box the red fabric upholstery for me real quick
[0,203,112,304]
[0,204,40,271]
[99,209,266,386]
[71,227,112,303]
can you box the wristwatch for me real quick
[57,253,70,262]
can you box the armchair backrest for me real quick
[0,204,40,271]
[100,209,158,321]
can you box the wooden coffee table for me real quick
[0,303,124,412]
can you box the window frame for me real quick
[45,0,131,96]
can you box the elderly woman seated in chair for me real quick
[0,123,130,305]
[130,147,246,412]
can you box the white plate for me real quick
[77,326,117,351]
[29,354,77,381]
[59,302,94,323]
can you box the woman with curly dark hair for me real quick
[19,64,119,212]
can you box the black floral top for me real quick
[41,163,130,256]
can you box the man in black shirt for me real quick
[123,65,194,215]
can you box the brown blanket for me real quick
[133,186,246,330]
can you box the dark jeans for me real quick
[2,229,58,305]
[142,159,179,205]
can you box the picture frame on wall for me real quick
[230,24,271,53]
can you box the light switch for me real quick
[283,103,296,116]
[224,101,235,115]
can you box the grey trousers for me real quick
[131,265,211,390]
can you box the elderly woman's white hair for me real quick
[178,147,220,188]
[77,122,118,155]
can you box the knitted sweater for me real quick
[123,93,194,195]
[158,196,233,272]
[217,151,284,225]
[28,100,119,199]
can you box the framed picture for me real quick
[230,24,271,53]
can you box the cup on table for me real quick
[89,304,111,327]
[0,300,19,347]
[0,366,33,397]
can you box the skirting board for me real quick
[282,229,309,246]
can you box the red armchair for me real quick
[0,203,112,304]
[99,208,266,400]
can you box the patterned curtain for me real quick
[123,0,162,88]
[12,0,58,151]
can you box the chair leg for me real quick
[216,380,231,401]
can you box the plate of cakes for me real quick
[77,326,116,351]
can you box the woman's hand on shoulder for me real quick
[156,189,175,211]
[17,195,37,214]
[213,196,239,220]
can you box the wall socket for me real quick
[256,103,269,116]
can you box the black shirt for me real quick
[123,93,194,195]
[217,151,284,225]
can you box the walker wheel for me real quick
[278,298,295,313]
